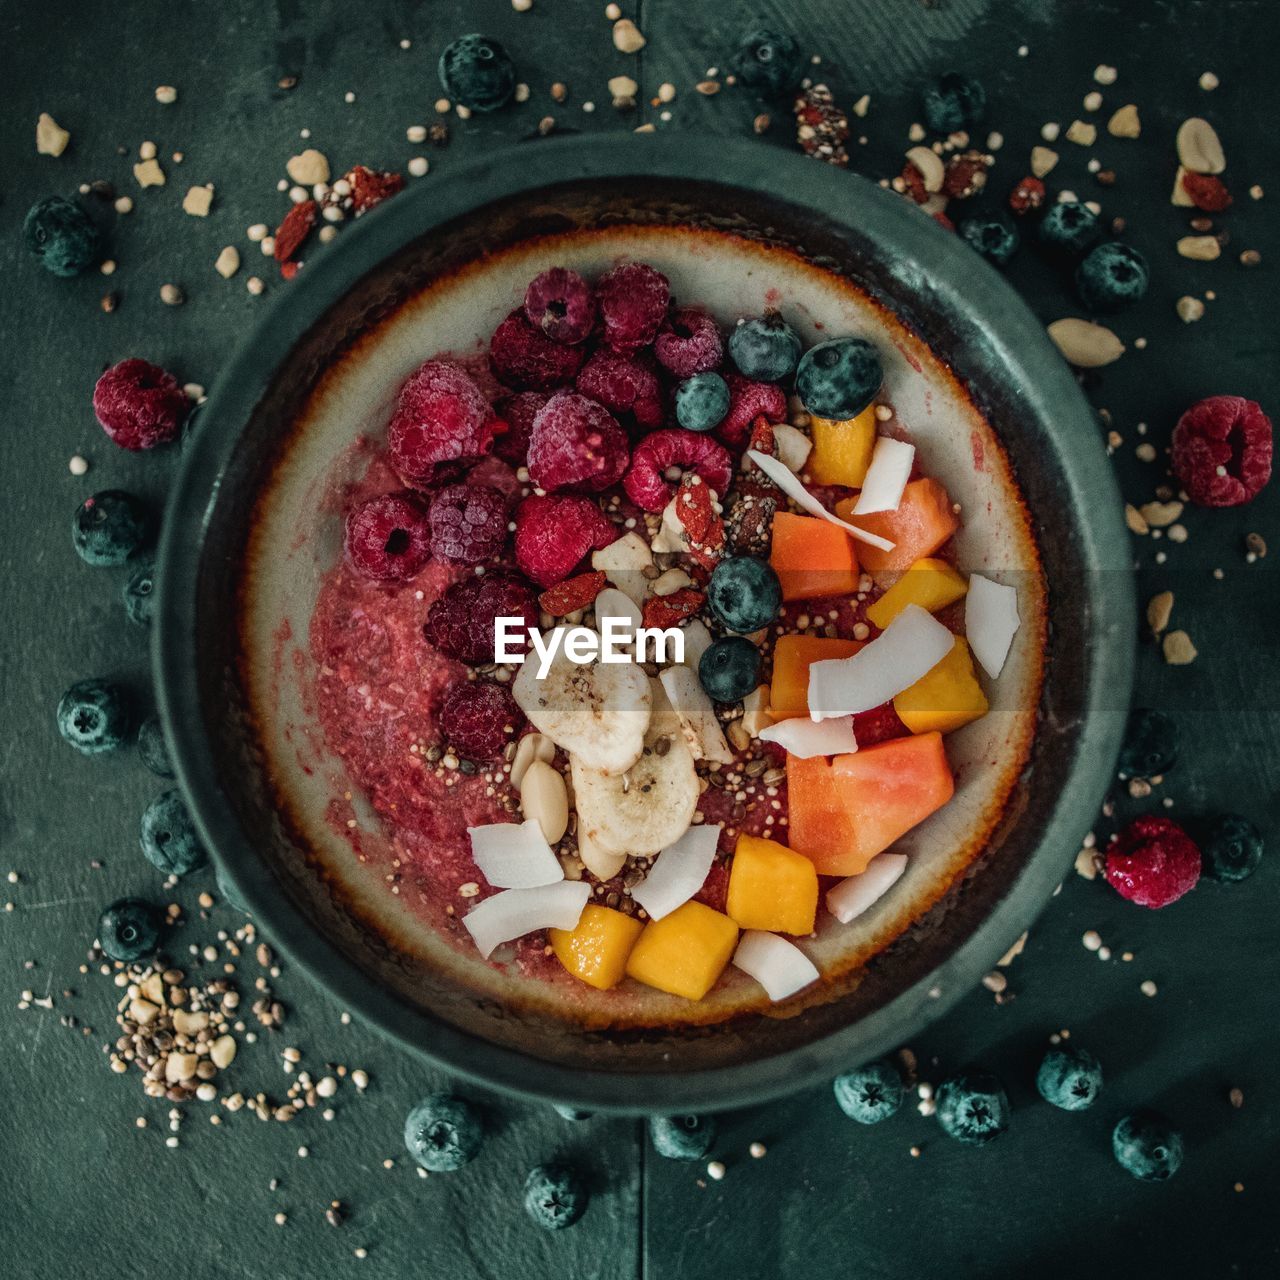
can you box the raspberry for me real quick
[1180,172,1232,213]
[424,570,538,663]
[439,681,523,761]
[1172,395,1272,507]
[493,391,549,467]
[514,494,617,586]
[389,360,501,487]
[850,702,908,747]
[274,200,318,263]
[595,262,670,354]
[523,268,597,345]
[428,483,509,565]
[1008,175,1046,215]
[344,492,432,582]
[539,570,607,617]
[623,428,733,512]
[574,348,665,428]
[716,374,788,446]
[526,392,630,493]
[1104,815,1201,909]
[489,308,585,391]
[93,358,189,451]
[654,307,724,378]
[642,588,705,630]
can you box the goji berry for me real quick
[539,570,607,617]
[642,588,705,630]
[273,199,318,263]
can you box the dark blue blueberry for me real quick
[921,72,986,134]
[833,1059,904,1124]
[57,678,130,755]
[649,1113,716,1160]
[123,560,156,628]
[796,337,883,421]
[552,1104,593,1121]
[959,214,1020,267]
[1112,1110,1183,1182]
[137,715,174,778]
[523,1163,587,1230]
[699,636,762,704]
[729,312,802,381]
[140,789,207,876]
[732,28,803,96]
[438,34,516,113]
[674,372,730,432]
[1117,707,1178,780]
[1076,242,1149,313]
[1036,1044,1103,1111]
[1039,200,1101,256]
[24,195,102,277]
[706,555,782,633]
[73,490,151,566]
[404,1094,483,1171]
[1199,813,1263,883]
[936,1071,1011,1145]
[98,897,162,963]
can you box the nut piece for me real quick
[36,111,70,157]
[182,184,214,217]
[286,148,330,186]
[510,732,555,789]
[1124,504,1150,536]
[519,759,569,844]
[905,145,945,193]
[1030,145,1059,178]
[1140,500,1184,528]
[1107,104,1141,138]
[1147,591,1174,634]
[1176,117,1225,174]
[612,17,645,53]
[1170,165,1196,207]
[1047,318,1125,368]
[1065,119,1097,146]
[210,1035,237,1069]
[215,245,241,278]
[1177,234,1221,261]
[1176,295,1205,323]
[133,158,166,188]
[1162,630,1198,666]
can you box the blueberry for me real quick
[706,555,782,633]
[936,1071,1011,1145]
[699,636,762,704]
[833,1059,904,1124]
[57,678,130,755]
[137,715,174,778]
[73,490,151,567]
[24,195,102,277]
[1039,200,1101,256]
[1117,707,1178,780]
[140,789,207,876]
[729,313,802,381]
[649,1113,716,1160]
[123,560,156,627]
[1076,242,1149,313]
[1199,813,1264,883]
[524,1163,587,1230]
[732,28,803,96]
[675,372,730,432]
[959,214,1020,267]
[404,1094,484,1171]
[921,72,986,134]
[438,34,516,113]
[98,897,162,963]
[1112,1110,1183,1182]
[796,337,883,421]
[552,1104,592,1121]
[1036,1044,1103,1111]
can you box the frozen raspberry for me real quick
[93,359,188,451]
[424,570,539,663]
[428,483,509,565]
[1171,395,1272,508]
[527,392,630,494]
[654,307,724,378]
[439,681,524,760]
[493,391,549,467]
[344,492,432,583]
[523,268,597,345]
[389,360,501,487]
[514,493,617,586]
[1105,815,1201,909]
[489,308,586,391]
[575,348,665,429]
[716,374,789,446]
[595,262,670,354]
[623,429,733,512]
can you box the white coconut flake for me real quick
[468,819,564,889]
[631,823,720,921]
[759,716,857,758]
[825,853,909,924]
[771,423,813,473]
[808,604,955,720]
[851,437,915,515]
[964,574,1021,678]
[732,931,820,1001]
[462,881,591,958]
[593,586,642,636]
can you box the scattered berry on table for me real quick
[437,34,516,113]
[1075,242,1150,313]
[1112,1110,1184,1182]
[139,789,208,876]
[718,374,788,445]
[648,1113,716,1160]
[72,490,150,566]
[699,635,762,703]
[56,678,130,755]
[523,1163,587,1230]
[493,390,549,467]
[523,267,596,345]
[833,1059,905,1124]
[575,348,665,429]
[427,483,508,565]
[489,308,586,391]
[1197,813,1264,883]
[706,555,782,633]
[23,195,102,276]
[424,570,539,662]
[922,72,986,134]
[98,897,162,963]
[675,372,731,432]
[514,493,617,586]
[1104,815,1201,909]
[1172,395,1272,508]
[1038,200,1101,256]
[527,392,629,492]
[92,358,188,451]
[795,337,883,421]
[137,715,174,778]
[388,360,500,487]
[729,313,802,382]
[959,214,1020,266]
[623,428,733,512]
[439,680,523,760]
[403,1094,484,1171]
[732,27,803,96]
[1117,707,1178,780]
[595,261,670,354]
[654,307,724,378]
[344,492,432,583]
[935,1071,1011,1145]
[1035,1044,1103,1111]
[122,560,156,627]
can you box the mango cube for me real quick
[727,834,819,936]
[866,558,968,631]
[807,406,877,487]
[624,901,739,1001]
[550,905,644,991]
[893,636,989,734]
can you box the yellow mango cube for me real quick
[893,636,989,735]
[807,406,877,487]
[625,901,739,1001]
[866,558,969,630]
[550,905,644,991]
[726,834,819,936]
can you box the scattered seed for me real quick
[159,283,185,306]
[612,17,645,53]
[1048,318,1125,368]
[1176,295,1205,323]
[1176,117,1225,175]
[1147,591,1174,634]
[1162,630,1198,665]
[1178,234,1221,261]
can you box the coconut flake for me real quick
[468,819,564,889]
[851,437,915,515]
[771,423,813,474]
[825,853,909,924]
[631,823,720,921]
[462,881,591,959]
[964,574,1021,678]
[732,931,820,1001]
[594,586,643,636]
[746,449,895,552]
[759,716,857,758]
[808,604,955,720]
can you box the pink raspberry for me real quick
[575,348,665,429]
[514,493,618,586]
[523,267,596,345]
[344,492,432,582]
[424,570,539,663]
[439,681,524,761]
[489,308,585,391]
[389,360,501,487]
[428,483,509,565]
[93,358,188,451]
[622,429,733,512]
[654,307,723,378]
[526,391,630,494]
[1105,816,1201,909]
[493,391,549,467]
[596,261,670,354]
[1171,395,1272,508]
[717,373,789,446]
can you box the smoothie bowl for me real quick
[156,135,1133,1112]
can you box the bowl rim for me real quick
[155,132,1135,1114]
